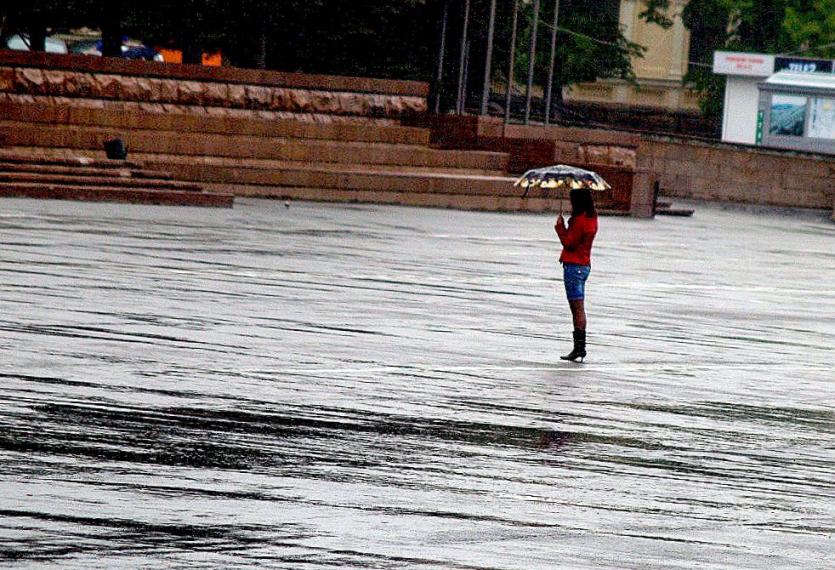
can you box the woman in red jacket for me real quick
[555,188,598,362]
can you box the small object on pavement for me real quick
[104,138,128,160]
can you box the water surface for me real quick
[1,198,833,568]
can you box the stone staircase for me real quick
[0,100,574,212]
[0,151,234,208]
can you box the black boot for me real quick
[560,330,587,362]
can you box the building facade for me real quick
[565,0,699,111]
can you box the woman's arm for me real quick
[556,215,583,250]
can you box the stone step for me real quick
[127,152,508,178]
[0,182,234,208]
[146,160,517,196]
[0,147,506,177]
[0,171,204,192]
[0,149,143,169]
[0,121,510,171]
[204,184,624,214]
[0,160,173,180]
[198,175,619,210]
[0,101,432,145]
[202,183,576,213]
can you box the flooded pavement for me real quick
[1,197,833,569]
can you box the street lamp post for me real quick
[434,0,450,114]
[524,0,541,124]
[456,0,471,115]
[462,39,471,112]
[480,0,498,116]
[544,0,560,124]
[504,0,520,123]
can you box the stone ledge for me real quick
[1,67,426,119]
[0,183,234,208]
[0,98,429,146]
[0,50,429,97]
[0,93,404,125]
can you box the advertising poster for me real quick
[808,98,835,140]
[769,95,807,136]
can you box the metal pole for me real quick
[544,0,560,124]
[434,0,450,114]
[456,0,471,115]
[524,0,540,124]
[480,0,498,115]
[504,0,519,123]
[462,39,471,112]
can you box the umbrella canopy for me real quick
[514,164,611,195]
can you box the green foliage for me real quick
[492,0,663,113]
[258,0,434,78]
[553,0,646,86]
[639,0,674,28]
[783,0,835,58]
[681,0,732,116]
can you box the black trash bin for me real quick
[104,138,128,160]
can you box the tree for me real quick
[127,0,228,64]
[782,0,835,58]
[481,0,673,118]
[260,0,431,78]
[681,0,734,116]
[99,2,123,57]
[544,0,654,112]
[0,0,690,111]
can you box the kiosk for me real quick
[713,51,835,153]
[757,72,835,155]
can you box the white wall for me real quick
[722,76,763,144]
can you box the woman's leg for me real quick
[562,300,587,361]
[562,264,590,361]
[568,299,586,331]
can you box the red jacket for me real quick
[556,213,598,266]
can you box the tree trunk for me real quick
[254,30,267,69]
[549,82,564,121]
[548,50,566,122]
[182,43,203,65]
[27,25,47,52]
[101,2,123,58]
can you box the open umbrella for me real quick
[514,164,611,198]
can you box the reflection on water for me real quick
[1,198,833,569]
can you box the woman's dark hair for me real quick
[570,188,597,218]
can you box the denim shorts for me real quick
[563,263,591,301]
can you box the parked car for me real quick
[69,37,163,62]
[4,34,68,54]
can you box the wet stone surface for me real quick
[1,197,833,569]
